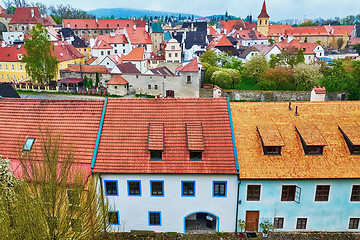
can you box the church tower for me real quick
[257,0,270,36]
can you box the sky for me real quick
[32,0,358,20]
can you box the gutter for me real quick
[91,97,108,170]
[226,97,241,233]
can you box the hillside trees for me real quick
[293,63,323,90]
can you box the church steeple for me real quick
[257,0,270,36]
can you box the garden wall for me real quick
[222,90,347,102]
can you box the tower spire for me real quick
[258,0,269,18]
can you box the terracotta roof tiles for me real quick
[107,75,128,85]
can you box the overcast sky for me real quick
[35,0,358,20]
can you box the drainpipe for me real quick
[235,175,241,233]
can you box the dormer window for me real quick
[148,123,164,161]
[257,126,284,155]
[186,123,204,161]
[338,125,360,155]
[295,125,327,155]
[23,137,35,151]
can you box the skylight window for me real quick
[23,138,35,151]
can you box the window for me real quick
[148,84,151,89]
[182,181,195,197]
[175,53,178,57]
[108,211,120,225]
[149,211,161,226]
[247,185,261,201]
[104,180,118,196]
[296,218,307,229]
[306,146,322,155]
[187,76,191,83]
[11,64,14,69]
[315,185,330,201]
[213,181,227,197]
[114,50,117,54]
[339,125,360,155]
[128,180,141,196]
[66,189,80,206]
[20,65,22,70]
[123,49,125,53]
[274,218,284,229]
[23,137,35,151]
[150,150,162,161]
[171,46,175,50]
[351,185,360,201]
[114,86,117,89]
[168,53,172,58]
[151,181,164,197]
[264,146,281,155]
[189,151,202,161]
[349,218,359,229]
[101,51,104,56]
[107,51,110,55]
[154,85,158,90]
[281,185,296,201]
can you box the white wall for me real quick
[99,174,238,233]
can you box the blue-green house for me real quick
[230,101,360,232]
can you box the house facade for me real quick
[92,98,239,233]
[231,101,360,232]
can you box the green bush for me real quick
[204,66,219,83]
[348,87,360,100]
[211,71,232,89]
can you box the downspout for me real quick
[226,97,240,233]
[91,97,108,170]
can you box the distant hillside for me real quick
[88,8,202,19]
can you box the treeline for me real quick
[2,0,95,24]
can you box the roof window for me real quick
[257,125,284,155]
[338,125,360,155]
[295,125,327,155]
[23,137,35,151]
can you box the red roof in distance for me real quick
[176,58,199,72]
[107,75,128,85]
[123,47,145,61]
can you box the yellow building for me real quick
[257,1,270,37]
[0,44,84,83]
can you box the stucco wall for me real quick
[238,179,360,232]
[100,174,238,233]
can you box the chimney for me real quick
[133,24,136,31]
[96,18,98,23]
[67,23,70,28]
[191,22,194,31]
[31,9,34,18]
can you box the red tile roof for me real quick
[268,24,293,37]
[325,25,355,36]
[96,34,128,44]
[286,26,329,36]
[220,20,256,33]
[176,58,198,72]
[126,28,152,45]
[0,5,7,14]
[207,26,219,37]
[93,40,113,49]
[52,44,83,62]
[349,38,360,46]
[313,86,326,94]
[148,123,164,151]
[233,29,268,40]
[93,98,237,174]
[107,75,128,85]
[63,19,146,30]
[186,123,205,151]
[85,57,97,65]
[9,7,55,26]
[62,64,109,74]
[275,40,319,55]
[258,1,270,18]
[123,47,145,61]
[0,98,104,165]
[0,46,26,62]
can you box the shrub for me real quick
[211,71,232,89]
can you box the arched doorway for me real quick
[184,211,219,233]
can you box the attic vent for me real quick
[186,123,204,161]
[86,24,88,27]
[295,125,327,155]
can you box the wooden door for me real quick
[245,211,259,232]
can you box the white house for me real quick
[91,98,239,233]
[122,47,148,74]
[165,38,181,63]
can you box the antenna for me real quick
[295,106,299,116]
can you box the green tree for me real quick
[259,66,294,90]
[354,44,360,55]
[22,23,59,85]
[269,54,281,68]
[268,38,275,45]
[296,49,305,65]
[0,130,110,239]
[293,63,323,90]
[222,68,241,88]
[200,50,217,66]
[211,71,232,89]
[243,54,269,82]
[337,38,344,49]
[321,59,355,92]
[204,66,219,83]
[216,52,231,67]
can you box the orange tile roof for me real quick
[338,124,360,146]
[85,57,97,65]
[220,20,256,33]
[325,25,355,36]
[233,29,268,40]
[230,101,360,179]
[257,125,285,147]
[176,58,198,72]
[107,75,128,85]
[186,123,205,151]
[268,24,293,37]
[0,98,104,165]
[123,47,145,61]
[93,40,113,49]
[52,44,83,62]
[63,19,145,29]
[96,34,128,44]
[148,123,164,151]
[295,125,327,146]
[126,28,152,45]
[275,40,319,54]
[286,26,329,36]
[207,26,219,37]
[93,98,236,174]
